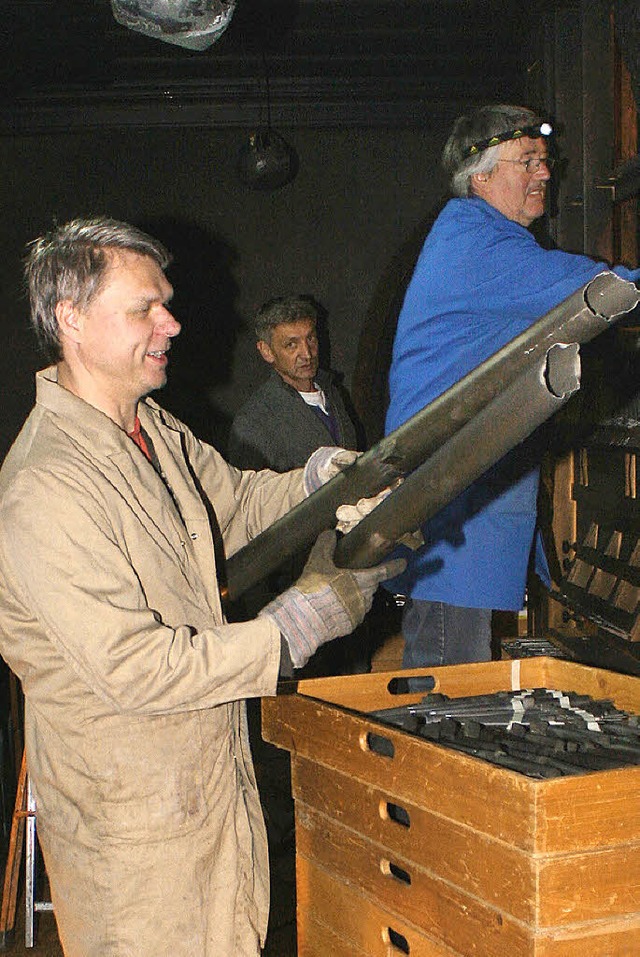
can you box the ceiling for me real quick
[2,1,538,132]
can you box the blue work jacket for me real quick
[385,197,640,609]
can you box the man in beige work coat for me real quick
[0,218,403,957]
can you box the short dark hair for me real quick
[442,104,543,197]
[254,295,320,344]
[25,216,171,362]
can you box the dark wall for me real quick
[0,124,447,457]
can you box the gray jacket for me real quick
[228,368,361,471]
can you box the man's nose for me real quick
[535,160,552,180]
[157,306,181,337]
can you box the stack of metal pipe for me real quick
[370,688,640,778]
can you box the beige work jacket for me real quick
[0,368,306,956]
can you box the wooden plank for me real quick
[537,843,640,925]
[534,916,640,957]
[279,657,639,714]
[292,756,639,926]
[297,858,463,956]
[290,659,537,711]
[292,754,539,924]
[582,0,615,261]
[551,4,586,256]
[613,35,638,266]
[547,449,577,613]
[370,632,404,673]
[534,769,640,853]
[297,808,640,956]
[296,804,536,957]
[298,917,370,957]
[0,751,28,947]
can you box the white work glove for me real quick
[259,529,406,669]
[335,486,393,534]
[335,484,425,550]
[302,447,361,495]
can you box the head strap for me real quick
[466,122,553,157]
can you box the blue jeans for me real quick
[401,598,492,668]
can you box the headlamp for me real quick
[467,122,553,157]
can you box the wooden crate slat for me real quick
[292,754,539,924]
[537,843,640,925]
[533,768,640,853]
[297,857,464,957]
[296,805,536,957]
[297,809,640,956]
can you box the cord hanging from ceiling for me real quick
[237,50,299,191]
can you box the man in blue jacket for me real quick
[386,103,640,669]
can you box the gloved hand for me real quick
[302,447,361,496]
[335,483,425,550]
[259,529,406,669]
[335,486,393,534]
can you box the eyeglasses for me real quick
[498,156,556,174]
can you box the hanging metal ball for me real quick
[237,130,299,192]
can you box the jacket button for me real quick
[190,532,198,540]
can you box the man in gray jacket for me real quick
[228,295,362,472]
[228,295,373,678]
[0,218,402,957]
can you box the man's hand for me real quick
[259,530,406,669]
[335,486,393,534]
[335,483,425,550]
[302,446,361,495]
[302,447,423,549]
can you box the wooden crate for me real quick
[262,658,640,957]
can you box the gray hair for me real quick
[254,295,319,344]
[442,104,543,197]
[25,216,172,362]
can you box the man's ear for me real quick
[55,300,83,343]
[470,171,489,198]
[256,339,275,365]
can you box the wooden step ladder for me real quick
[0,751,53,949]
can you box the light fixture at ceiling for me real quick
[237,129,299,192]
[236,52,299,192]
[111,0,236,51]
